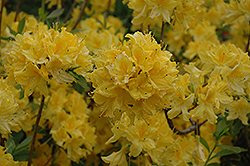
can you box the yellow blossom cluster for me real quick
[4,25,92,96]
[43,83,97,163]
[1,0,250,165]
[0,79,28,136]
[90,31,178,122]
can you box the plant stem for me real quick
[244,125,250,149]
[0,0,5,50]
[14,0,20,21]
[204,140,218,166]
[246,21,250,56]
[63,0,77,23]
[27,95,45,166]
[106,0,111,18]
[72,0,89,30]
[161,21,165,49]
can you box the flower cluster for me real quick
[4,25,92,96]
[90,31,178,122]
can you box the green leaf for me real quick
[7,25,18,36]
[28,103,40,107]
[69,71,90,91]
[216,145,247,153]
[15,84,25,99]
[210,149,237,160]
[11,130,25,144]
[96,18,105,28]
[218,127,229,138]
[215,118,228,138]
[17,17,25,34]
[1,36,15,41]
[6,137,16,154]
[199,136,210,152]
[70,29,82,34]
[46,8,64,19]
[207,163,220,166]
[13,149,32,161]
[14,136,33,153]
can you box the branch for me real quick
[106,0,111,18]
[27,95,45,166]
[246,21,250,56]
[72,0,89,30]
[244,125,250,150]
[164,109,219,135]
[161,21,165,50]
[0,0,5,50]
[63,0,77,23]
[14,0,20,21]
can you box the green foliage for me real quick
[204,116,247,166]
[6,135,33,162]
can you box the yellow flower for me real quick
[90,32,178,122]
[0,146,19,166]
[102,146,128,166]
[4,25,92,96]
[227,98,250,125]
[146,0,177,23]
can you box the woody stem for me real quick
[27,95,45,166]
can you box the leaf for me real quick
[17,17,25,34]
[69,71,90,91]
[11,130,25,144]
[6,137,16,154]
[1,36,15,41]
[28,103,40,107]
[210,149,237,160]
[96,18,105,28]
[7,25,18,36]
[13,149,32,161]
[216,145,247,154]
[200,136,210,152]
[14,136,33,153]
[70,29,82,34]
[46,8,64,19]
[218,127,229,138]
[207,163,220,166]
[215,118,228,138]
[15,84,25,99]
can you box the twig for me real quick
[244,125,250,150]
[164,109,221,135]
[0,0,5,50]
[14,0,20,21]
[63,0,77,23]
[164,109,209,135]
[43,145,59,166]
[27,95,45,166]
[246,21,250,56]
[148,25,150,33]
[106,0,111,18]
[72,0,89,30]
[161,21,165,50]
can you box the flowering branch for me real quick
[27,95,45,166]
[72,0,89,30]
